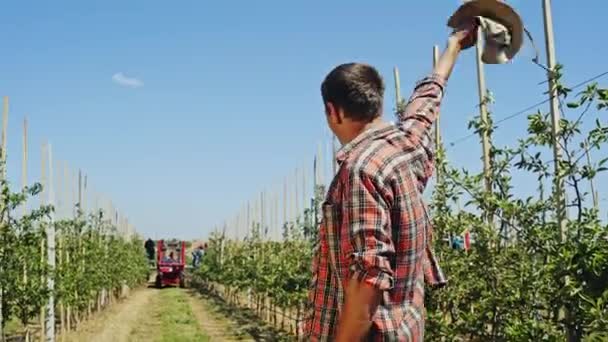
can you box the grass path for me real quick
[187,290,255,341]
[58,283,260,342]
[61,286,155,342]
[191,288,294,341]
[129,287,208,342]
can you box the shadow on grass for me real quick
[189,287,295,342]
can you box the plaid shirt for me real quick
[300,73,447,341]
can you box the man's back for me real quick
[301,73,447,341]
[301,24,476,340]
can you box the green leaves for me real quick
[193,196,319,312]
[426,67,608,340]
[55,211,148,311]
[0,165,148,335]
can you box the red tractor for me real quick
[155,240,186,288]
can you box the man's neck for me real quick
[339,117,386,145]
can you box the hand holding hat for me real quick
[448,0,524,64]
[449,20,479,51]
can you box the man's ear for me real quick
[326,102,342,125]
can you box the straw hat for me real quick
[448,0,523,63]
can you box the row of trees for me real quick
[195,69,607,341]
[192,211,316,336]
[0,165,150,341]
[425,69,608,341]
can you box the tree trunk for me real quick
[66,306,71,332]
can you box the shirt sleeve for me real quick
[396,74,447,148]
[342,170,395,291]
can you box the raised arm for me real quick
[397,21,478,145]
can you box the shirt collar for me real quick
[335,121,395,164]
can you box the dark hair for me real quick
[321,63,384,122]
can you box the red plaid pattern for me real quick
[300,73,447,341]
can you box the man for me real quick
[192,245,204,268]
[144,238,155,261]
[300,23,478,341]
[162,251,177,264]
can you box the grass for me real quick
[4,317,27,341]
[187,290,255,341]
[193,286,294,341]
[4,317,22,335]
[129,287,209,342]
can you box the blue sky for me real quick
[0,0,606,239]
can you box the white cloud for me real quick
[112,72,143,88]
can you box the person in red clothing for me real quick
[299,22,479,341]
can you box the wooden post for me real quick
[302,164,307,213]
[45,143,56,342]
[21,119,28,255]
[393,67,402,109]
[475,27,492,195]
[433,46,440,149]
[235,211,240,241]
[274,190,279,241]
[283,176,287,224]
[235,206,239,240]
[22,117,28,216]
[313,151,318,194]
[246,201,251,237]
[245,202,248,240]
[261,191,265,238]
[74,170,83,326]
[1,96,8,178]
[0,96,7,342]
[314,142,324,230]
[291,173,296,224]
[63,164,68,220]
[253,197,258,234]
[269,190,275,240]
[542,1,571,338]
[78,170,82,214]
[542,0,566,240]
[55,161,61,219]
[283,176,291,236]
[432,45,444,193]
[40,145,49,342]
[283,176,288,233]
[19,118,31,341]
[295,168,299,220]
[71,169,77,218]
[317,141,324,186]
[83,174,87,215]
[64,165,69,218]
[275,187,280,239]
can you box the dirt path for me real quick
[59,284,259,342]
[61,286,155,342]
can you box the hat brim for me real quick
[448,0,523,60]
